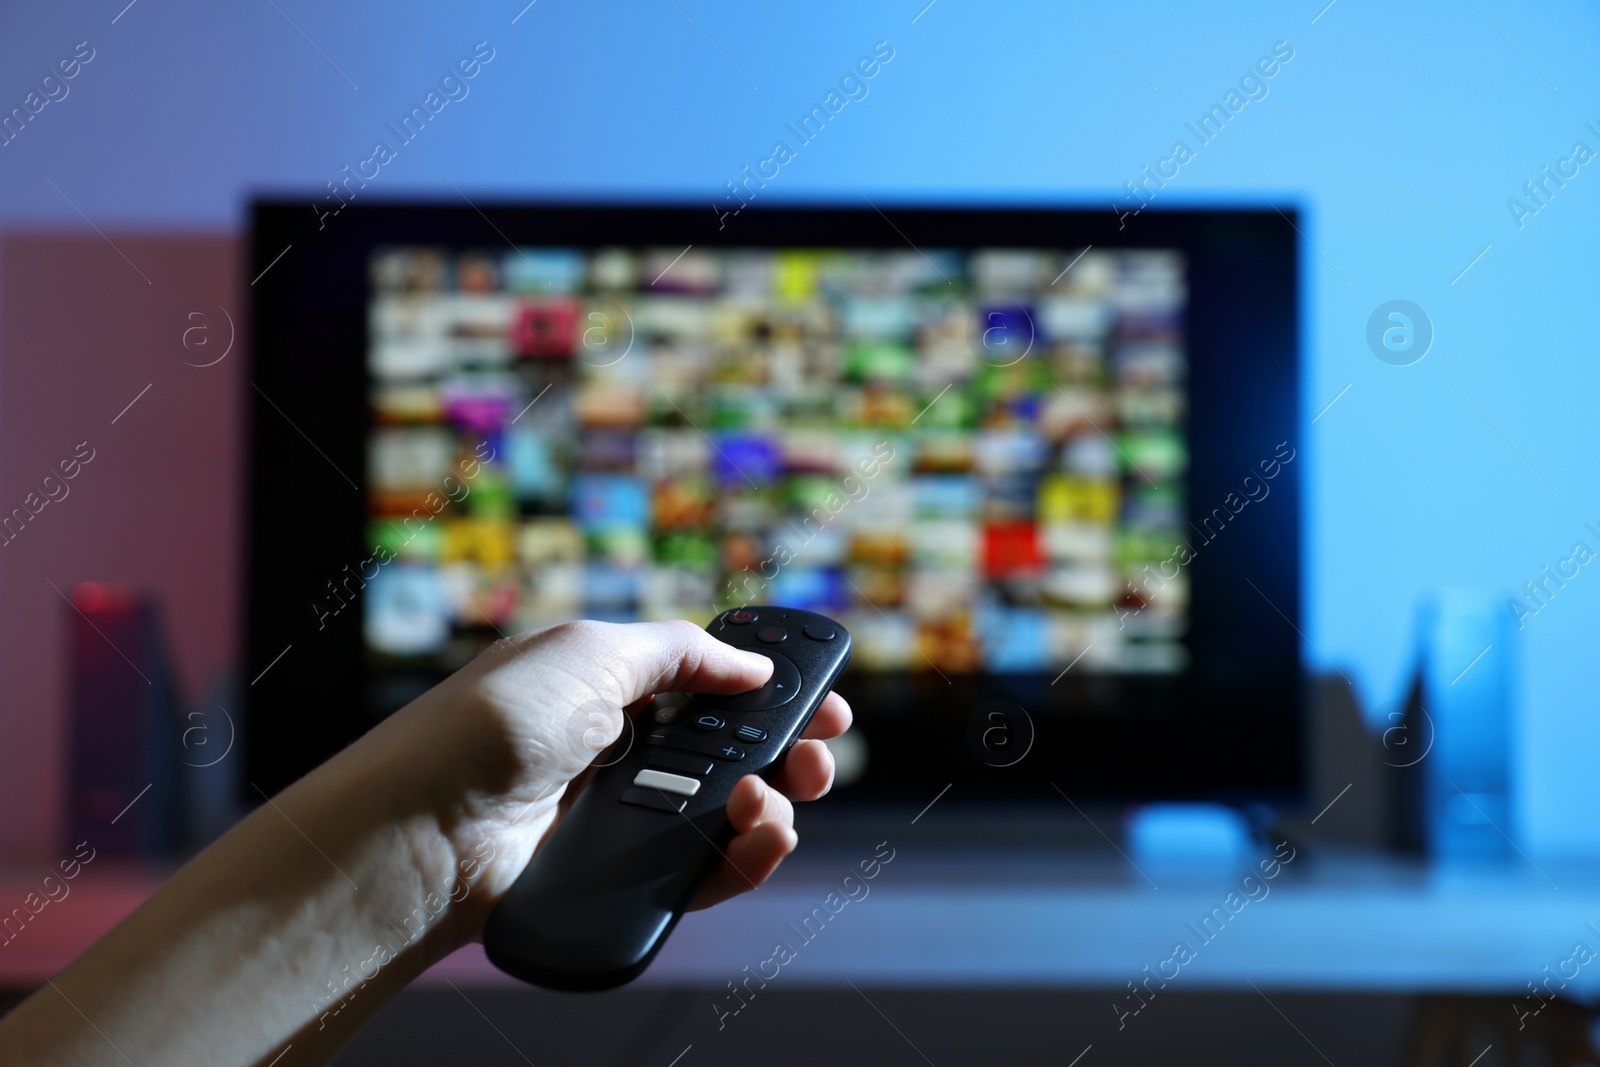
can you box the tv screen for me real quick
[360,244,1188,680]
[248,203,1300,806]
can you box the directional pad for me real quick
[716,650,802,713]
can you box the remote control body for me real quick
[483,607,851,991]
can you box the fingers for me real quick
[689,776,798,910]
[681,692,852,909]
[690,821,797,910]
[569,619,774,707]
[766,739,835,801]
[761,692,848,798]
[728,771,795,831]
[802,691,852,739]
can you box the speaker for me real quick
[65,583,183,856]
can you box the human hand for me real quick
[374,618,852,942]
[0,618,849,1067]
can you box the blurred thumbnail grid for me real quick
[363,245,1187,675]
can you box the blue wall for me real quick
[3,0,1597,851]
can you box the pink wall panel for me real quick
[0,232,243,859]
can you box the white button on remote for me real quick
[632,769,701,796]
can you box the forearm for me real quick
[0,721,477,1067]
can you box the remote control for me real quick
[483,606,851,991]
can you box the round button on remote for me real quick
[717,651,803,713]
[755,625,788,643]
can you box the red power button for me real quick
[726,610,756,625]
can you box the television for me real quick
[246,201,1301,806]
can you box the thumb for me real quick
[602,619,773,706]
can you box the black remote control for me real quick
[483,607,851,991]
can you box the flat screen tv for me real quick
[246,201,1302,807]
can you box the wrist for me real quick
[286,727,480,972]
[361,674,559,946]
[368,626,642,944]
